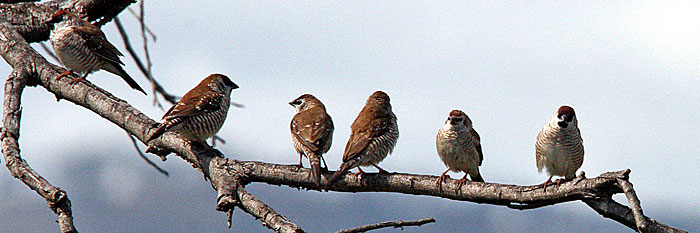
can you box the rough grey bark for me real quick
[0,44,76,232]
[0,1,690,233]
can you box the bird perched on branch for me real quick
[436,110,484,192]
[326,91,398,188]
[535,105,584,191]
[146,74,238,146]
[289,94,334,188]
[45,10,146,94]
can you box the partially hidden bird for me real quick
[326,91,398,188]
[289,94,334,188]
[146,74,238,145]
[535,105,584,191]
[436,110,484,192]
[46,10,146,94]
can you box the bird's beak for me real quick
[288,101,295,106]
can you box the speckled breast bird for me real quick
[45,10,146,94]
[436,110,484,192]
[289,94,334,187]
[146,74,238,144]
[326,91,398,188]
[535,105,584,189]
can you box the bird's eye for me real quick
[454,118,463,122]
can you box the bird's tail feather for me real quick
[115,65,147,95]
[471,172,485,182]
[325,160,354,189]
[309,154,322,188]
[146,124,166,142]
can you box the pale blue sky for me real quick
[1,1,699,232]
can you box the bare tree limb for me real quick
[617,178,647,232]
[335,217,436,233]
[584,199,687,233]
[0,62,77,232]
[0,0,136,43]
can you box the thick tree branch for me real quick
[617,178,647,232]
[1,20,77,233]
[0,68,77,232]
[0,0,135,43]
[336,217,436,233]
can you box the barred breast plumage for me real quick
[436,110,484,192]
[535,106,584,181]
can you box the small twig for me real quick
[617,178,647,232]
[136,0,156,100]
[126,7,157,41]
[39,42,60,63]
[211,135,226,147]
[113,17,178,108]
[226,208,234,229]
[126,131,168,176]
[335,217,436,233]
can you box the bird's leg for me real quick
[67,72,89,85]
[455,174,469,194]
[353,167,365,181]
[371,164,389,174]
[555,177,568,186]
[541,176,553,192]
[297,154,304,168]
[55,70,75,81]
[437,169,451,192]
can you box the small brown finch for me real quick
[45,10,146,94]
[326,91,398,188]
[146,74,238,144]
[436,110,484,192]
[289,94,334,187]
[535,105,584,190]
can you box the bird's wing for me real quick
[470,128,484,166]
[342,108,389,162]
[163,92,223,120]
[291,109,333,152]
[73,25,124,65]
[535,130,545,171]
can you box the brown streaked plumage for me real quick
[146,74,238,143]
[46,10,146,94]
[326,91,398,188]
[535,105,584,190]
[436,110,484,193]
[290,94,334,188]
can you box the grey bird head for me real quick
[555,105,577,128]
